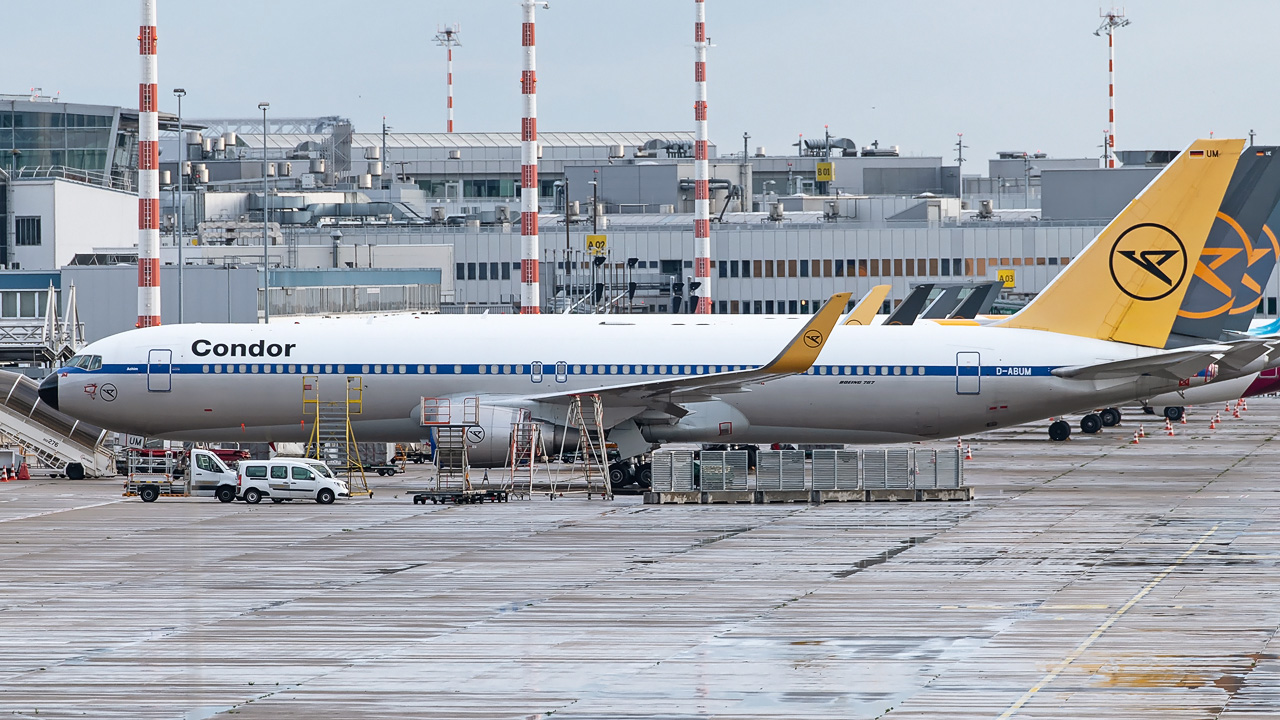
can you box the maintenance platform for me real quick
[0,402,1278,718]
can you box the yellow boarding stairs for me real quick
[303,375,371,496]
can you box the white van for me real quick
[237,458,350,504]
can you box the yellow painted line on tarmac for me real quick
[996,524,1219,719]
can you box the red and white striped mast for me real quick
[692,0,712,313]
[137,0,161,327]
[520,1,548,314]
[435,24,461,133]
[1095,8,1130,169]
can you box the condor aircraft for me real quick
[41,139,1261,461]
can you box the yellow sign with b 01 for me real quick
[816,162,834,183]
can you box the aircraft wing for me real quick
[1052,345,1231,381]
[506,292,853,410]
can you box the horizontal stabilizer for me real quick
[1215,340,1276,375]
[1052,345,1231,381]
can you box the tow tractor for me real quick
[124,446,239,503]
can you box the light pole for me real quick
[589,180,598,234]
[381,117,390,190]
[174,88,186,322]
[954,132,968,211]
[259,101,270,323]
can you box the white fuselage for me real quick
[47,314,1189,446]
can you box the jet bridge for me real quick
[0,370,115,478]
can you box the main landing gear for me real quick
[1050,407,1122,442]
[1143,405,1185,422]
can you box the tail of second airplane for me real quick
[994,138,1244,347]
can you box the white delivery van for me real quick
[237,458,350,504]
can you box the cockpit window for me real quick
[64,355,102,370]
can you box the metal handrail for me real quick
[13,165,134,192]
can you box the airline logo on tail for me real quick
[994,137,1243,348]
[1110,223,1187,301]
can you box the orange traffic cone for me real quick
[1233,406,1241,419]
[1167,424,1175,437]
[1210,417,1217,430]
[1139,425,1146,438]
[956,437,963,450]
[1,466,9,482]
[1180,413,1187,425]
[1225,403,1232,413]
[964,444,973,461]
[1243,399,1249,412]
[1131,430,1140,444]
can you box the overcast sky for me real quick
[9,0,1277,168]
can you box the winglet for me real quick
[762,292,853,374]
[843,285,890,326]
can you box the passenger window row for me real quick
[806,366,929,376]
[193,363,757,376]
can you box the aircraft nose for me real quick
[38,373,59,411]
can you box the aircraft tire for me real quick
[139,485,159,503]
[1100,408,1121,427]
[1080,414,1102,434]
[243,488,262,504]
[608,464,633,488]
[65,463,84,480]
[317,489,335,505]
[1048,420,1071,442]
[635,463,653,489]
[1164,406,1185,422]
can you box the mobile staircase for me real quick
[0,370,114,478]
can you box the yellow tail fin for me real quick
[995,138,1244,347]
[843,285,890,325]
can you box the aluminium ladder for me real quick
[555,394,612,499]
[506,408,547,499]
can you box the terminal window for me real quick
[15,217,40,246]
[0,290,49,318]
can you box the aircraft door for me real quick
[531,361,543,383]
[147,349,172,392]
[956,352,981,395]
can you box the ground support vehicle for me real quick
[124,448,237,502]
[365,462,404,477]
